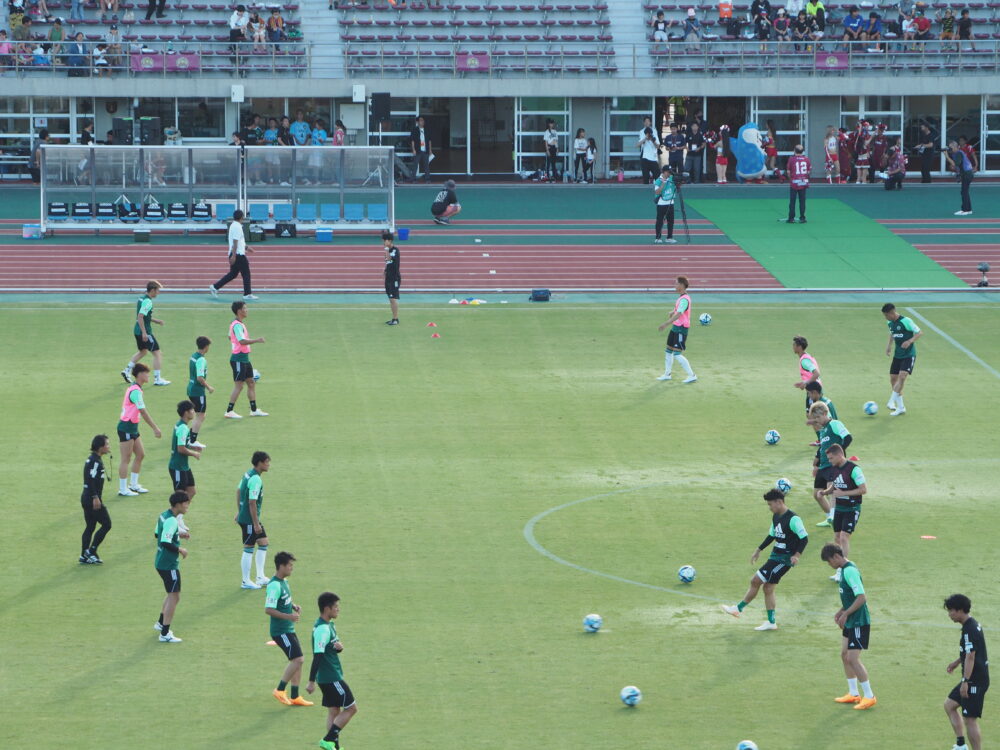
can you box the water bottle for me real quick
[167,40,173,53]
[616,168,624,183]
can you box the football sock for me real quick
[125,361,134,373]
[767,609,776,624]
[663,351,674,375]
[130,472,140,487]
[154,369,161,380]
[158,613,164,627]
[737,601,748,612]
[860,680,874,698]
[189,431,198,443]
[241,549,253,581]
[894,393,904,409]
[255,546,268,578]
[277,680,288,691]
[250,400,258,411]
[957,736,965,747]
[161,621,170,634]
[119,478,128,492]
[290,685,300,699]
[324,726,341,742]
[675,354,694,377]
[847,678,859,696]
[227,403,235,412]
[92,526,109,550]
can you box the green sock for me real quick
[277,680,287,691]
[290,685,300,699]
[767,609,776,624]
[737,601,748,612]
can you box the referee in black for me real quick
[80,434,113,565]
[210,209,258,301]
[383,230,400,325]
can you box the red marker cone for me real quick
[431,332,441,338]
[427,322,437,327]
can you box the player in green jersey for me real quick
[236,451,271,589]
[820,444,867,564]
[722,489,808,631]
[882,303,923,417]
[265,551,314,706]
[822,543,877,710]
[307,592,359,750]
[122,280,170,386]
[169,400,202,501]
[808,401,852,528]
[154,491,190,643]
[186,336,214,449]
[804,380,837,447]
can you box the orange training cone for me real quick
[431,333,441,338]
[427,322,437,327]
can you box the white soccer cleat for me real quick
[250,410,269,417]
[159,631,183,643]
[153,622,164,631]
[255,577,270,586]
[128,484,149,494]
[656,374,672,381]
[241,580,261,590]
[683,375,698,384]
[209,285,219,298]
[243,294,260,300]
[721,604,740,618]
[153,378,171,386]
[889,408,906,417]
[118,487,139,496]
[120,368,134,384]
[189,440,207,449]
[225,412,243,419]
[754,622,778,631]
[663,238,678,244]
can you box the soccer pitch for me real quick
[2,296,999,750]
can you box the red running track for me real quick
[915,244,1000,286]
[0,242,781,291]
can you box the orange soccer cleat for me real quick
[854,696,877,710]
[834,694,862,704]
[272,688,293,705]
[290,696,314,706]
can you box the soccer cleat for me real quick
[224,411,243,419]
[128,484,149,494]
[120,368,133,383]
[954,210,971,216]
[835,693,862,704]
[433,217,451,225]
[318,741,338,750]
[118,487,139,496]
[683,375,698,384]
[244,294,260,300]
[816,518,832,527]
[154,622,164,631]
[954,744,970,750]
[255,577,269,586]
[250,410,269,417]
[241,580,262,589]
[754,621,778,631]
[889,408,906,417]
[209,285,219,298]
[159,631,183,643]
[190,440,207,449]
[663,238,677,244]
[853,696,877,710]
[153,378,171,386]
[721,604,740,618]
[653,238,663,244]
[289,696,314,706]
[79,554,94,564]
[272,689,293,705]
[656,373,672,381]
[798,218,807,223]
[88,552,103,564]
[385,319,399,325]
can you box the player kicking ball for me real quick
[821,543,877,710]
[721,489,808,631]
[265,551,313,706]
[656,275,697,383]
[307,592,359,750]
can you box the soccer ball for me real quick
[699,312,712,326]
[776,477,792,493]
[583,613,603,633]
[765,429,781,445]
[677,565,696,583]
[620,686,642,706]
[252,369,261,381]
[736,742,759,750]
[863,401,878,415]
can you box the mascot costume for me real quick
[732,122,767,182]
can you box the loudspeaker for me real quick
[112,117,134,145]
[140,117,162,146]
[530,288,551,302]
[370,93,391,121]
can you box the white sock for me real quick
[675,354,694,377]
[130,472,139,487]
[241,550,253,581]
[847,677,859,696]
[119,478,127,492]
[255,547,268,579]
[894,392,904,410]
[154,369,161,380]
[860,680,873,699]
[663,351,674,375]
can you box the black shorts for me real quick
[118,428,140,443]
[756,558,792,584]
[949,681,989,718]
[833,506,861,534]
[431,202,446,217]
[231,360,254,382]
[274,632,303,660]
[843,624,870,650]
[241,523,267,547]
[157,567,181,593]
[666,328,688,352]
[188,394,207,413]
[385,275,400,299]
[319,680,356,709]
[81,498,111,527]
[170,468,195,490]
[134,333,159,352]
[890,356,915,375]
[814,466,832,489]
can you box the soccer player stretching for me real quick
[116,363,161,496]
[154,491,190,643]
[307,592,359,750]
[236,451,271,589]
[882,303,922,416]
[821,543,877,710]
[945,594,989,750]
[721,488,808,631]
[122,280,170,386]
[265,551,314,706]
[227,301,268,419]
[186,336,214,448]
[656,275,697,383]
[80,434,112,564]
[808,401,852,528]
[169,400,202,500]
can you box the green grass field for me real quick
[2,297,999,750]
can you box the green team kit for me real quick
[887,315,920,359]
[154,510,180,571]
[312,618,344,683]
[237,469,264,525]
[266,578,295,637]
[188,352,208,397]
[134,295,154,337]
[169,421,191,472]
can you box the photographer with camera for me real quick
[653,165,678,244]
[883,140,906,191]
[915,123,936,183]
[638,126,661,185]
[684,122,705,183]
[944,140,975,216]
[664,122,686,176]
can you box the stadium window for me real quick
[178,99,226,139]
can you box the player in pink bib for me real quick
[657,276,698,383]
[226,300,268,419]
[115,363,162,496]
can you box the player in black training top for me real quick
[383,231,400,326]
[80,434,113,564]
[945,593,990,750]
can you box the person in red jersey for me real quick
[837,128,853,184]
[854,121,872,186]
[784,144,811,223]
[869,123,889,182]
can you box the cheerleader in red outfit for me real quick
[869,123,889,181]
[763,120,779,172]
[854,120,873,185]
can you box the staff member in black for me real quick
[944,593,989,750]
[210,209,258,300]
[915,123,936,183]
[410,115,432,183]
[664,122,686,175]
[383,230,401,325]
[684,122,705,183]
[80,434,113,564]
[945,140,975,216]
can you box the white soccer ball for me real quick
[863,401,878,416]
[765,429,781,445]
[776,477,792,494]
[699,312,712,326]
[620,685,642,706]
[252,369,261,381]
[583,613,603,633]
[677,565,696,583]
[736,742,759,750]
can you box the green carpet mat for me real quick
[688,198,966,289]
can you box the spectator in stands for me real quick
[13,16,33,45]
[80,119,94,145]
[944,140,975,216]
[99,0,119,23]
[863,12,882,51]
[31,42,52,67]
[29,129,49,184]
[66,30,87,71]
[542,119,559,181]
[431,179,460,225]
[805,0,825,34]
[93,42,110,76]
[682,8,703,47]
[784,0,803,15]
[754,11,772,49]
[229,131,243,147]
[638,126,660,185]
[145,0,165,20]
[900,11,916,46]
[957,8,973,49]
[792,10,813,49]
[958,136,978,171]
[585,137,597,184]
[750,0,772,21]
[684,122,705,183]
[915,123,935,183]
[410,115,432,183]
[651,10,672,43]
[936,7,955,50]
[0,31,12,70]
[105,23,121,69]
[773,9,791,43]
[332,119,346,146]
[309,117,327,184]
[573,128,588,183]
[31,0,54,23]
[248,10,266,52]
[229,4,250,45]
[47,18,64,55]
[883,141,905,190]
[242,114,262,146]
[895,0,913,26]
[105,129,114,144]
[277,115,292,146]
[290,109,311,146]
[267,8,285,47]
[664,122,685,174]
[913,10,931,42]
[842,7,864,47]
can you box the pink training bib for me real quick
[120,383,142,424]
[674,293,692,328]
[799,352,821,384]
[229,319,251,355]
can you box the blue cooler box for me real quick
[315,227,333,242]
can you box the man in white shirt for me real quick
[543,120,560,181]
[229,4,249,44]
[210,209,258,300]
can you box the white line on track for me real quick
[905,307,1000,380]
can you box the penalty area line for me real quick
[905,307,1000,380]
